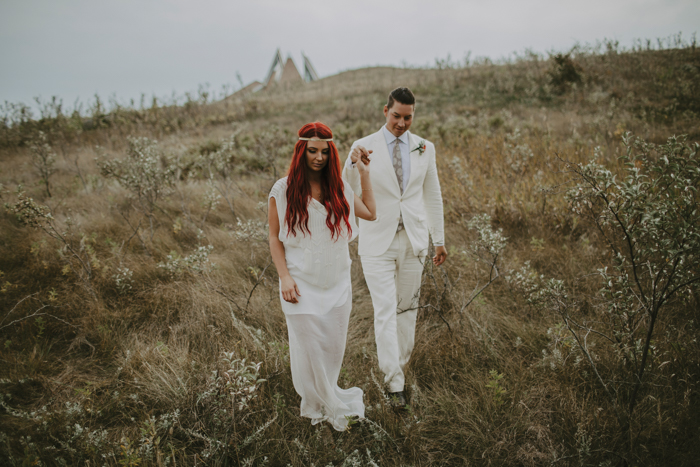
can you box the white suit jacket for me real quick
[342,129,445,257]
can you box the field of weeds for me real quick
[1,38,699,466]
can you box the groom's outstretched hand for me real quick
[351,146,372,167]
[433,246,447,266]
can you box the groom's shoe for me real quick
[387,391,407,409]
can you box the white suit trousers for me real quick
[361,230,425,392]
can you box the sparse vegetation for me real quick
[1,35,699,466]
[29,131,57,198]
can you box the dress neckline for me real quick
[309,197,326,213]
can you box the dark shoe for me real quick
[387,391,407,408]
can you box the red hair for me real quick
[285,122,351,240]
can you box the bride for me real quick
[268,121,376,431]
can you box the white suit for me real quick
[343,127,444,392]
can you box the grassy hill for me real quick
[1,40,699,466]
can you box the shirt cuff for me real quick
[433,243,444,247]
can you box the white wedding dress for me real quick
[269,177,364,431]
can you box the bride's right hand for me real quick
[351,146,372,173]
[281,276,301,303]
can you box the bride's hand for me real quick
[357,155,370,174]
[280,275,301,303]
[351,146,372,173]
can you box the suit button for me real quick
[396,216,401,221]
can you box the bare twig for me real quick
[557,300,625,429]
[120,217,143,258]
[214,288,245,314]
[1,293,39,325]
[120,212,150,256]
[0,304,76,332]
[212,181,237,221]
[460,265,500,312]
[246,259,273,311]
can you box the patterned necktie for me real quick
[392,138,404,231]
[392,138,403,194]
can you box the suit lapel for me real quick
[405,132,423,192]
[371,130,401,194]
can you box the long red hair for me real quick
[285,122,351,239]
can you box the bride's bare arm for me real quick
[268,197,300,303]
[351,146,376,221]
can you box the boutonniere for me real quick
[411,140,427,156]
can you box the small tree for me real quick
[30,131,57,197]
[243,127,292,179]
[5,188,96,298]
[417,213,507,331]
[563,134,700,447]
[97,136,175,238]
[461,214,507,310]
[548,53,582,94]
[197,135,238,221]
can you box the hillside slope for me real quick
[0,43,699,466]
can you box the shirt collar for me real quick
[382,125,409,145]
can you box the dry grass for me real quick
[1,41,699,466]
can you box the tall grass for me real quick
[1,40,699,466]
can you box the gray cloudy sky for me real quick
[1,0,698,109]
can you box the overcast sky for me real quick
[1,0,698,110]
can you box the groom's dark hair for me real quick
[387,87,415,109]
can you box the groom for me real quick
[342,87,446,407]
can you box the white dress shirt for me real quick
[347,125,411,192]
[381,125,411,192]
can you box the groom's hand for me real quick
[351,146,372,166]
[432,246,447,266]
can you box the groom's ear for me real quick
[383,105,389,118]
